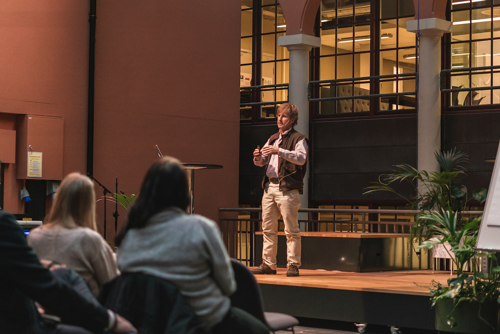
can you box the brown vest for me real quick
[261,129,308,194]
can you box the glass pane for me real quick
[354,25,371,52]
[381,19,397,50]
[337,26,354,53]
[262,0,277,5]
[240,65,253,87]
[261,62,275,87]
[472,40,491,67]
[353,82,370,112]
[381,0,397,19]
[380,50,397,75]
[262,34,276,59]
[262,6,276,34]
[338,1,354,25]
[472,8,492,40]
[493,40,500,65]
[277,6,286,33]
[321,29,337,56]
[337,54,353,79]
[354,52,370,78]
[399,78,416,109]
[241,38,253,64]
[451,43,470,68]
[276,32,289,60]
[321,0,336,24]
[450,74,470,106]
[241,10,253,37]
[494,7,500,38]
[275,60,289,86]
[399,0,414,17]
[354,0,371,24]
[399,17,416,48]
[473,0,492,8]
[465,73,489,105]
[399,49,417,71]
[452,10,471,41]
[241,0,252,9]
[320,56,336,80]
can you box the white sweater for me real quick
[28,226,119,297]
[117,208,236,328]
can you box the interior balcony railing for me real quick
[240,83,289,120]
[219,207,482,267]
[441,65,500,107]
[308,73,417,114]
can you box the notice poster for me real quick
[27,152,42,178]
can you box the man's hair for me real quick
[278,103,298,126]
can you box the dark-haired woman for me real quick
[116,157,269,334]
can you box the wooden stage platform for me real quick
[253,268,451,331]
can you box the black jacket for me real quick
[0,211,109,334]
[99,272,208,334]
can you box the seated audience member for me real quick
[0,210,136,334]
[28,172,119,297]
[115,157,269,334]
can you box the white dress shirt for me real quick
[254,129,308,179]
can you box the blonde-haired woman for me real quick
[28,172,118,297]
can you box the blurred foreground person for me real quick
[0,210,136,334]
[116,157,269,334]
[29,172,118,297]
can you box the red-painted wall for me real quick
[0,1,241,242]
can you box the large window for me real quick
[240,0,289,122]
[311,0,416,117]
[241,0,417,121]
[446,1,500,108]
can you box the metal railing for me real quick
[240,83,289,107]
[219,207,482,266]
[440,65,500,94]
[308,73,417,102]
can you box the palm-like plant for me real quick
[105,192,137,211]
[364,148,486,245]
[416,209,500,330]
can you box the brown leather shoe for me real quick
[251,263,276,275]
[286,265,299,277]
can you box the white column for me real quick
[279,34,320,211]
[407,18,451,194]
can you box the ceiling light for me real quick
[476,53,500,57]
[452,0,485,5]
[277,24,286,28]
[452,65,465,68]
[453,17,500,25]
[337,33,392,44]
[403,54,417,59]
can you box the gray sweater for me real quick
[117,208,236,328]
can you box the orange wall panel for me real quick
[0,130,16,163]
[16,115,64,180]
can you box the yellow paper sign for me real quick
[28,152,42,177]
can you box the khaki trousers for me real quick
[261,183,301,269]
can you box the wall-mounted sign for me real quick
[27,152,42,178]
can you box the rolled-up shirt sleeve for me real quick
[278,138,308,165]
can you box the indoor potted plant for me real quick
[417,209,500,333]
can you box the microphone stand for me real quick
[87,174,118,239]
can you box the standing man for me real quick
[252,103,308,277]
